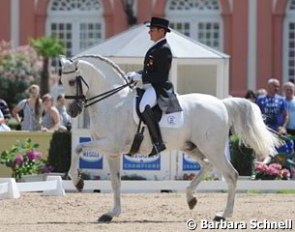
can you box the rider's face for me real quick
[149,27,165,42]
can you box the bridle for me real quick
[63,68,88,102]
[63,67,134,108]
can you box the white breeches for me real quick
[139,84,157,113]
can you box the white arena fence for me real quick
[0,176,65,199]
[1,177,294,199]
[62,179,295,193]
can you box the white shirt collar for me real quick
[150,37,166,48]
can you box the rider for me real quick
[127,17,182,156]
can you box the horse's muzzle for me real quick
[68,101,83,117]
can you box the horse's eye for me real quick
[69,79,76,86]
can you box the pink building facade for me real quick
[0,0,294,97]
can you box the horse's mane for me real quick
[72,54,128,84]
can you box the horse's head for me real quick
[59,55,89,117]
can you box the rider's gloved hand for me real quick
[126,71,142,82]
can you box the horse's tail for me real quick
[222,97,280,159]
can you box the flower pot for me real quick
[20,173,65,182]
[21,174,47,182]
[255,173,277,180]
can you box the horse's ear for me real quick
[59,55,67,66]
[73,60,79,69]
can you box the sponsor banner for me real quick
[123,153,161,170]
[79,137,103,170]
[182,154,201,171]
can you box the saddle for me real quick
[133,88,184,128]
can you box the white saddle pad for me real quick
[133,100,184,128]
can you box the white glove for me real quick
[126,71,142,82]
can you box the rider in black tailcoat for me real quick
[127,17,182,156]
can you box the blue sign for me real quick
[123,154,161,170]
[79,137,103,169]
[182,154,201,171]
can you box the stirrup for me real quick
[148,142,166,157]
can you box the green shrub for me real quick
[230,135,255,176]
[0,41,41,108]
[47,131,71,173]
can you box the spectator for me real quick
[0,109,11,131]
[256,79,288,134]
[0,98,11,120]
[12,84,42,131]
[245,90,256,102]
[256,88,267,97]
[56,94,71,130]
[41,93,60,132]
[283,82,295,135]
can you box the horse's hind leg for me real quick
[204,146,238,220]
[185,148,213,210]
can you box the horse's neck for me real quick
[89,59,125,87]
[87,88,134,137]
[80,59,135,136]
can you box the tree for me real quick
[0,41,41,108]
[31,36,64,96]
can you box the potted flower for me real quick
[0,138,53,181]
[254,162,291,180]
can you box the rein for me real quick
[63,68,134,108]
[84,81,134,108]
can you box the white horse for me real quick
[59,54,279,223]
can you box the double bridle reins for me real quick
[63,68,134,108]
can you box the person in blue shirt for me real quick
[283,81,295,135]
[256,78,288,134]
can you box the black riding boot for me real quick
[141,106,166,156]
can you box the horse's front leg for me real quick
[98,155,121,223]
[68,139,110,192]
[68,143,84,191]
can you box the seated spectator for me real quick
[56,94,71,130]
[0,98,11,120]
[12,84,42,131]
[0,109,11,131]
[283,82,295,136]
[41,94,60,132]
[256,79,288,134]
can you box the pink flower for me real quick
[27,151,37,160]
[281,169,291,179]
[268,163,282,170]
[34,152,42,160]
[266,166,280,176]
[255,163,267,173]
[14,154,23,165]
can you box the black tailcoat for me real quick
[140,39,182,113]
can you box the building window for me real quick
[166,0,222,51]
[285,0,295,81]
[47,0,104,57]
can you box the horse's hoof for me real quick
[75,145,83,154]
[213,216,226,221]
[75,178,84,192]
[98,214,113,223]
[188,197,197,210]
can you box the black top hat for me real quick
[146,17,171,32]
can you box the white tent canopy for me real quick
[78,25,230,98]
